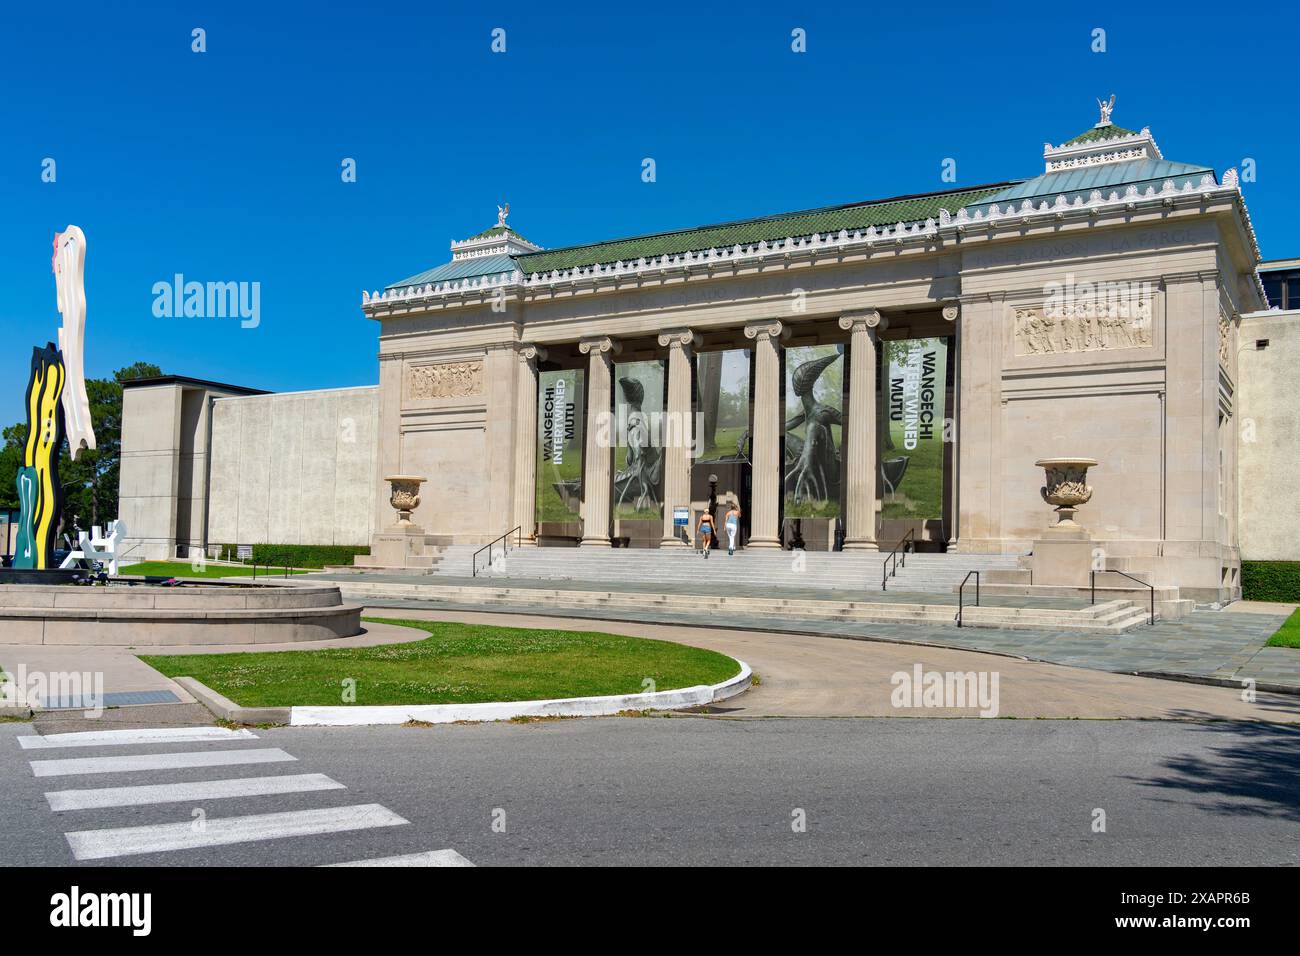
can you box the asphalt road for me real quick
[2,716,1298,866]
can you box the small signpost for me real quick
[236,544,253,562]
[673,507,689,528]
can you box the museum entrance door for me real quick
[689,458,751,550]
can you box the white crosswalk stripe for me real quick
[18,727,258,750]
[30,748,296,778]
[65,804,409,861]
[18,726,473,866]
[323,849,474,867]
[45,773,345,811]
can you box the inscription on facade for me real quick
[406,360,484,400]
[1013,298,1153,356]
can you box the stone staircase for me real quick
[423,544,1023,595]
[326,576,1154,633]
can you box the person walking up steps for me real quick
[724,500,741,555]
[697,510,715,558]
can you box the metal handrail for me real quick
[1090,569,1156,625]
[472,526,522,577]
[957,570,980,627]
[881,528,915,591]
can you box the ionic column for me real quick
[578,335,620,547]
[839,310,887,551]
[942,301,960,550]
[512,344,545,545]
[744,319,788,549]
[657,329,698,547]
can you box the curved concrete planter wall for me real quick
[178,661,753,727]
[0,583,362,645]
[288,661,752,726]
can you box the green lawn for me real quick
[140,618,741,708]
[1265,608,1300,648]
[122,561,310,579]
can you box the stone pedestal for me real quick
[1030,525,1094,586]
[1029,457,1099,587]
[369,528,431,569]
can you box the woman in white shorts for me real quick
[724,501,742,555]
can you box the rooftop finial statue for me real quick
[497,202,510,228]
[1096,94,1115,126]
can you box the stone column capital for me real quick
[578,336,621,356]
[517,343,547,362]
[657,328,699,349]
[837,309,885,333]
[743,319,788,342]
[941,301,960,322]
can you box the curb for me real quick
[174,661,751,728]
[289,660,752,726]
[173,676,292,725]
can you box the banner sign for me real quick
[883,337,949,521]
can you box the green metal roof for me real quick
[386,253,517,291]
[515,184,1015,275]
[1062,123,1136,146]
[980,158,1213,206]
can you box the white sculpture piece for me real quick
[1096,94,1115,126]
[59,520,129,575]
[53,226,96,459]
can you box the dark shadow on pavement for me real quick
[1129,717,1300,822]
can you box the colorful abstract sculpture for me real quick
[11,226,95,570]
[14,345,66,569]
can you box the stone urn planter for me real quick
[385,475,426,528]
[1035,458,1097,528]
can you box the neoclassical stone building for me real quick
[357,110,1264,600]
[116,108,1284,603]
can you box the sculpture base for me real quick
[0,567,87,586]
[1030,525,1094,587]
[370,527,431,569]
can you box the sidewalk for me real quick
[323,573,1300,693]
[1,619,419,732]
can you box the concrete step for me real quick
[334,579,1151,633]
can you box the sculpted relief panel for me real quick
[406,360,484,401]
[1013,295,1153,357]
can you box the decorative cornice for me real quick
[656,328,698,349]
[1042,126,1164,172]
[450,227,542,261]
[578,336,620,356]
[361,170,1255,313]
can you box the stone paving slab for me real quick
[357,595,1298,694]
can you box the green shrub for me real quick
[213,544,370,569]
[1241,561,1300,603]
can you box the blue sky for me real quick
[1,0,1294,426]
